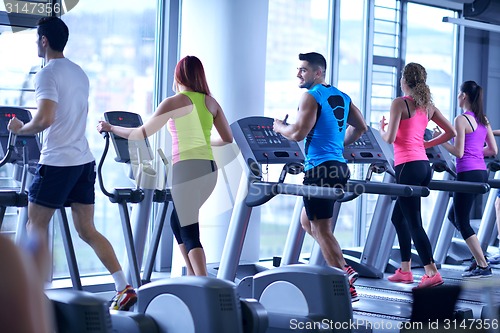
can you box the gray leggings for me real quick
[170,159,217,252]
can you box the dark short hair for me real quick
[299,52,327,72]
[37,17,69,52]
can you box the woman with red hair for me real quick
[98,55,233,276]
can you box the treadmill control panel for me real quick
[104,111,154,163]
[243,124,290,148]
[424,129,455,170]
[231,116,304,165]
[343,127,389,164]
[0,107,41,163]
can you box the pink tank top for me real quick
[393,97,429,166]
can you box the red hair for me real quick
[174,55,211,95]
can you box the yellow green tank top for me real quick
[167,91,214,163]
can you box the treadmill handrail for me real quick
[345,180,429,197]
[0,131,17,168]
[97,132,145,203]
[428,180,490,193]
[338,180,429,203]
[245,182,345,207]
[487,179,500,189]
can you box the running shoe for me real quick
[388,268,414,284]
[464,257,477,272]
[350,284,359,303]
[343,265,359,285]
[110,285,137,311]
[462,265,492,278]
[414,272,444,289]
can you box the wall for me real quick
[170,0,270,272]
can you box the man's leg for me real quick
[71,202,136,310]
[27,202,56,280]
[300,208,312,235]
[308,216,345,269]
[70,203,122,275]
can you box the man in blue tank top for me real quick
[273,52,367,302]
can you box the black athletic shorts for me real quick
[303,160,350,220]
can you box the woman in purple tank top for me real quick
[436,81,497,278]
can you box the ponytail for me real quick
[460,81,487,126]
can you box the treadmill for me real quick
[350,131,492,321]
[281,126,479,325]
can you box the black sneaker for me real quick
[464,257,489,272]
[464,257,477,272]
[462,265,492,278]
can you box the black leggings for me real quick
[447,170,487,240]
[391,160,434,265]
[170,208,202,253]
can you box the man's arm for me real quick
[8,99,56,135]
[344,102,367,146]
[273,92,317,142]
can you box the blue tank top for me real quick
[304,84,350,171]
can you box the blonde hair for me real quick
[402,62,432,109]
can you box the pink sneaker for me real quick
[414,272,444,289]
[388,268,414,283]
[343,265,359,285]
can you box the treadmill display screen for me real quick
[243,125,290,148]
[346,132,374,149]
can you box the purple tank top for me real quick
[456,111,487,173]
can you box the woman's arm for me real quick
[484,121,498,157]
[438,116,465,158]
[379,98,402,144]
[425,105,456,148]
[97,95,191,140]
[211,99,233,146]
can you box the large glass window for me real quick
[262,0,332,258]
[406,3,457,122]
[0,27,39,108]
[405,3,457,224]
[0,1,157,279]
[49,1,158,279]
[337,0,366,246]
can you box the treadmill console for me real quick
[0,107,41,163]
[104,111,154,163]
[343,126,392,165]
[231,116,304,165]
[424,129,455,171]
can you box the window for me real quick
[262,0,332,258]
[337,0,366,246]
[49,0,158,279]
[406,3,457,122]
[0,27,39,109]
[405,3,458,225]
